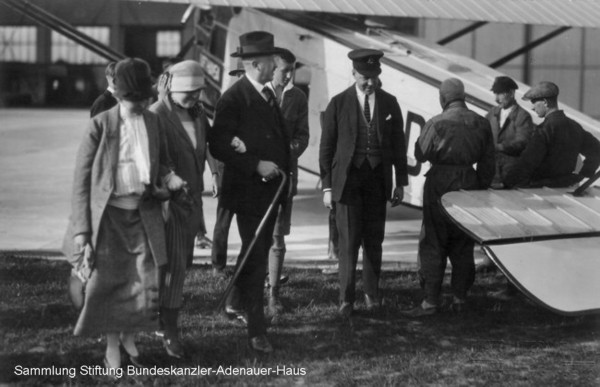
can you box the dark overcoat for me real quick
[208,75,290,217]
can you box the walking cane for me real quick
[216,170,288,311]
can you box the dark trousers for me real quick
[227,211,277,338]
[211,200,234,270]
[336,162,387,304]
[418,172,476,305]
[328,204,339,260]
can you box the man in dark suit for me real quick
[319,49,408,318]
[208,31,289,353]
[90,61,117,117]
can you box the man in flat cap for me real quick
[503,81,600,188]
[486,76,533,188]
[406,78,495,316]
[319,48,408,318]
[264,48,309,317]
[477,76,534,275]
[208,31,289,353]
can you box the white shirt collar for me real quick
[266,81,293,105]
[355,84,375,115]
[245,74,267,100]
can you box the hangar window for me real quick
[0,27,36,62]
[156,30,181,58]
[51,27,109,64]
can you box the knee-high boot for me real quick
[160,307,185,359]
[268,243,285,316]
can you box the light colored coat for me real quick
[63,105,172,267]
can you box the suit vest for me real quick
[352,101,382,168]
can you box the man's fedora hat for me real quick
[231,31,284,58]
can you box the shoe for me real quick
[120,344,147,368]
[401,304,438,318]
[154,330,164,338]
[488,289,514,301]
[249,335,273,353]
[364,294,382,311]
[196,235,213,249]
[338,302,353,318]
[225,306,248,326]
[163,336,185,359]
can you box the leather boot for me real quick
[160,307,185,359]
[268,286,283,316]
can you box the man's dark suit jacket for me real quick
[209,76,290,217]
[90,90,117,118]
[319,85,408,202]
[280,85,309,196]
[485,104,533,182]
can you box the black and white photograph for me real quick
[1,0,599,385]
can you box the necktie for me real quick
[263,86,276,108]
[364,93,371,123]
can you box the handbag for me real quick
[68,243,94,310]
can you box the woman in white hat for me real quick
[149,60,218,359]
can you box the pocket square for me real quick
[385,114,392,121]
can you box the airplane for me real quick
[130,0,600,208]
[6,0,600,315]
[131,0,600,316]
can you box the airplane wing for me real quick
[133,0,600,28]
[441,187,600,315]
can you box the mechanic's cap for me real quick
[348,48,384,77]
[523,81,559,100]
[491,76,518,93]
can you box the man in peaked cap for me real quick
[405,78,495,317]
[208,31,289,353]
[319,48,408,318]
[149,60,218,359]
[503,81,600,188]
[485,76,534,188]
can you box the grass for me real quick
[0,253,599,386]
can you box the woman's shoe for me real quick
[119,344,147,368]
